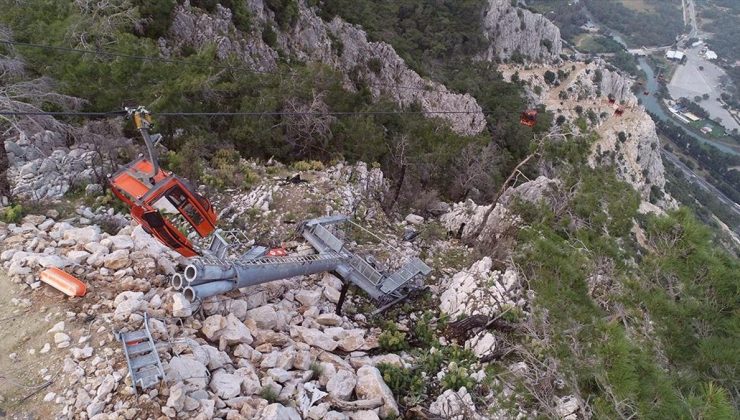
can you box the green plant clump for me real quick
[378,322,409,352]
[0,204,24,224]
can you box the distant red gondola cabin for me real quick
[109,157,217,257]
[614,106,625,116]
[520,109,537,127]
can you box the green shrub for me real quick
[309,361,322,379]
[259,386,279,403]
[367,57,383,74]
[0,204,24,224]
[441,362,475,391]
[291,160,325,171]
[412,312,437,347]
[378,322,409,352]
[262,25,277,47]
[265,0,299,29]
[378,363,426,404]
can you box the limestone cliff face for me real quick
[164,4,278,71]
[165,2,486,135]
[441,176,560,244]
[481,0,562,63]
[590,111,669,203]
[499,60,670,204]
[561,60,637,106]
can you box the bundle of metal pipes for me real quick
[170,253,345,302]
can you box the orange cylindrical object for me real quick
[39,268,87,297]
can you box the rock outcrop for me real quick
[498,60,673,205]
[481,0,562,63]
[441,175,560,244]
[590,109,669,202]
[439,257,524,319]
[165,2,486,135]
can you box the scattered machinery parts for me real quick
[118,313,165,394]
[109,106,217,257]
[172,215,432,314]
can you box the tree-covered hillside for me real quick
[0,0,549,208]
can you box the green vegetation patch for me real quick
[575,34,624,54]
[512,160,738,417]
[583,0,684,47]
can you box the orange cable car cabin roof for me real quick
[111,158,170,201]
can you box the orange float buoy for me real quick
[39,267,87,297]
[266,247,288,257]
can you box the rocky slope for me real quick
[499,60,672,205]
[164,2,486,135]
[0,159,588,419]
[481,0,562,63]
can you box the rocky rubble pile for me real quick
[0,209,412,419]
[4,130,100,200]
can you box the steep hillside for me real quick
[481,0,562,62]
[0,1,737,419]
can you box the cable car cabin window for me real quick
[164,186,204,226]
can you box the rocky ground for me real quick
[0,160,585,419]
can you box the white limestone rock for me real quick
[290,326,338,351]
[113,291,145,321]
[166,356,209,391]
[326,369,356,401]
[246,305,278,330]
[210,370,243,400]
[259,403,301,420]
[430,387,482,420]
[171,293,192,317]
[354,366,398,418]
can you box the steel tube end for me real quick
[171,273,184,290]
[183,286,197,302]
[184,264,198,282]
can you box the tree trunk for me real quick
[0,142,10,198]
[385,163,406,213]
[469,153,535,245]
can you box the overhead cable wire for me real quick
[0,110,126,117]
[0,109,489,117]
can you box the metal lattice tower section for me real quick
[170,215,431,308]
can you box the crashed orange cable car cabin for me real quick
[109,107,217,257]
[520,109,537,127]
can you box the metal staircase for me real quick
[118,313,164,394]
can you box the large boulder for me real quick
[354,366,398,418]
[326,369,356,401]
[290,326,338,351]
[246,305,278,330]
[202,314,253,349]
[103,249,130,270]
[63,226,101,244]
[209,370,243,400]
[166,356,209,391]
